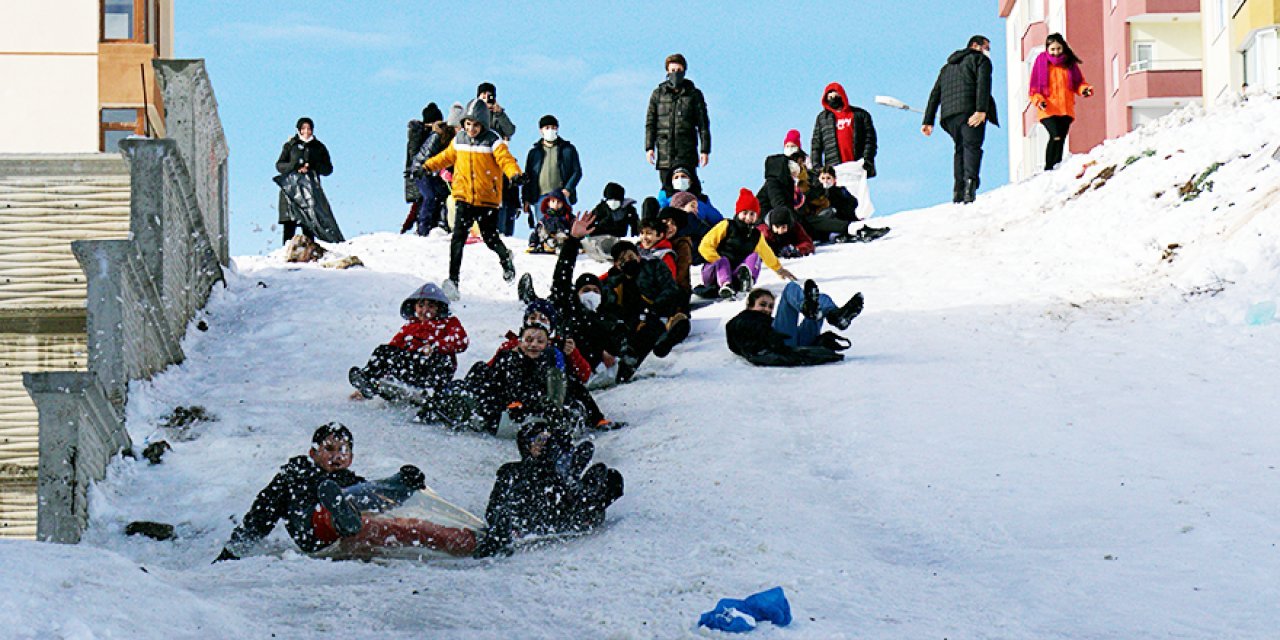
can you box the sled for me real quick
[311,479,487,562]
[274,171,345,243]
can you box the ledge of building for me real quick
[0,308,87,334]
[0,154,130,177]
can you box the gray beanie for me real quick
[461,98,491,130]
[446,102,465,127]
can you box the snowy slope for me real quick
[4,96,1280,639]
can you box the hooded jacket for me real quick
[644,77,711,170]
[535,189,575,235]
[924,48,1001,127]
[758,221,814,256]
[810,83,878,175]
[522,137,583,205]
[424,99,522,208]
[756,154,806,214]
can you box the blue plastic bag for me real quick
[698,586,792,633]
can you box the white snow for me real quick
[4,95,1280,639]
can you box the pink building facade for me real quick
[998,0,1202,181]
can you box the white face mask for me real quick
[606,199,622,210]
[982,49,992,59]
[783,144,800,157]
[541,128,559,142]
[579,291,601,311]
[672,178,691,192]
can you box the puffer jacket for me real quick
[644,77,711,170]
[225,456,365,554]
[810,82,878,176]
[924,48,1001,127]
[699,218,782,272]
[588,198,639,237]
[424,99,521,208]
[756,154,805,214]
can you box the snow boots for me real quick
[501,255,517,282]
[801,280,821,320]
[348,367,378,399]
[652,313,690,358]
[517,273,536,304]
[317,480,363,538]
[825,292,864,330]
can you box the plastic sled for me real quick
[312,479,486,562]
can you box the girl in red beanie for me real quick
[697,189,796,297]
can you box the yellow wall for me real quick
[1232,0,1280,46]
[1131,21,1205,64]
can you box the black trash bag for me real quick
[274,171,345,243]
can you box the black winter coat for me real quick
[810,107,878,176]
[725,310,843,367]
[551,237,626,367]
[478,451,621,554]
[467,349,559,422]
[807,184,860,222]
[589,199,639,238]
[756,154,800,214]
[522,138,584,205]
[924,48,1000,127]
[276,136,333,224]
[601,259,683,326]
[644,78,711,170]
[405,120,429,202]
[226,456,364,554]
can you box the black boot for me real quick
[348,367,377,399]
[317,480,362,537]
[517,273,536,304]
[801,280,821,320]
[501,255,517,282]
[652,313,690,358]
[825,292,864,330]
[962,179,977,204]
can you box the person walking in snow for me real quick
[423,98,524,300]
[725,281,863,367]
[472,420,623,557]
[1029,33,1093,171]
[275,117,340,244]
[348,283,468,403]
[645,53,711,195]
[698,189,797,299]
[214,424,477,561]
[522,115,583,217]
[922,35,1000,204]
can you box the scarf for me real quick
[1029,51,1084,98]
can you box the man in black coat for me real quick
[548,212,627,370]
[922,35,1000,204]
[645,53,711,195]
[275,117,334,244]
[472,421,623,557]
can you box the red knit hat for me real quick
[783,129,802,147]
[735,188,760,214]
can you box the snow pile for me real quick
[3,96,1280,639]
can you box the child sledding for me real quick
[726,280,864,367]
[348,283,468,404]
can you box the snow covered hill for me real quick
[4,96,1280,640]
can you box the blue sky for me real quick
[175,1,1008,255]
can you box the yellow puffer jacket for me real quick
[424,129,521,208]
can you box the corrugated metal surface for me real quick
[0,175,132,310]
[0,333,87,468]
[0,474,37,539]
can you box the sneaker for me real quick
[855,225,891,241]
[317,480,362,538]
[801,280,821,320]
[832,233,855,244]
[718,284,735,299]
[441,279,460,301]
[517,273,536,303]
[826,292,864,330]
[652,313,690,358]
[348,367,377,399]
[734,265,754,294]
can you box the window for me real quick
[102,0,145,43]
[1111,55,1120,94]
[101,108,143,152]
[1029,0,1045,23]
[1130,41,1154,72]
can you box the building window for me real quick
[102,0,145,42]
[1130,41,1154,72]
[101,108,144,152]
[1111,55,1120,94]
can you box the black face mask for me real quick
[827,96,844,109]
[667,70,685,86]
[622,260,642,278]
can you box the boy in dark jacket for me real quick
[725,281,863,367]
[404,104,455,235]
[588,182,639,238]
[759,208,815,258]
[472,420,623,557]
[349,283,468,402]
[215,424,475,560]
[527,189,575,254]
[602,240,691,382]
[522,115,583,209]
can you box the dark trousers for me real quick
[450,202,511,283]
[658,165,703,196]
[1041,116,1073,171]
[498,179,520,237]
[415,174,447,235]
[941,114,986,198]
[361,345,455,392]
[282,221,315,245]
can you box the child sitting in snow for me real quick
[725,280,863,367]
[349,283,468,402]
[472,420,624,557]
[637,217,678,279]
[698,189,796,298]
[214,423,478,561]
[527,189,575,254]
[488,298,592,384]
[759,207,815,259]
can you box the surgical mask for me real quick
[606,199,622,210]
[783,144,800,157]
[299,132,314,142]
[541,128,559,142]
[672,178,691,192]
[983,49,992,59]
[579,291,601,311]
[820,178,836,189]
[667,70,685,85]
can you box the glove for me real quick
[778,246,801,259]
[515,173,533,186]
[399,464,426,491]
[213,547,239,563]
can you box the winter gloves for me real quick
[399,465,426,491]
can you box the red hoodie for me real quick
[822,82,857,164]
[389,316,469,355]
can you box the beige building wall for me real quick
[1130,20,1205,70]
[0,0,100,153]
[1202,0,1237,104]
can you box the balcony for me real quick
[1128,57,1202,72]
[1116,0,1201,17]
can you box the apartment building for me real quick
[1203,0,1280,103]
[999,0,1203,180]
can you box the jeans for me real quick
[700,254,762,287]
[450,202,511,283]
[772,281,836,348]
